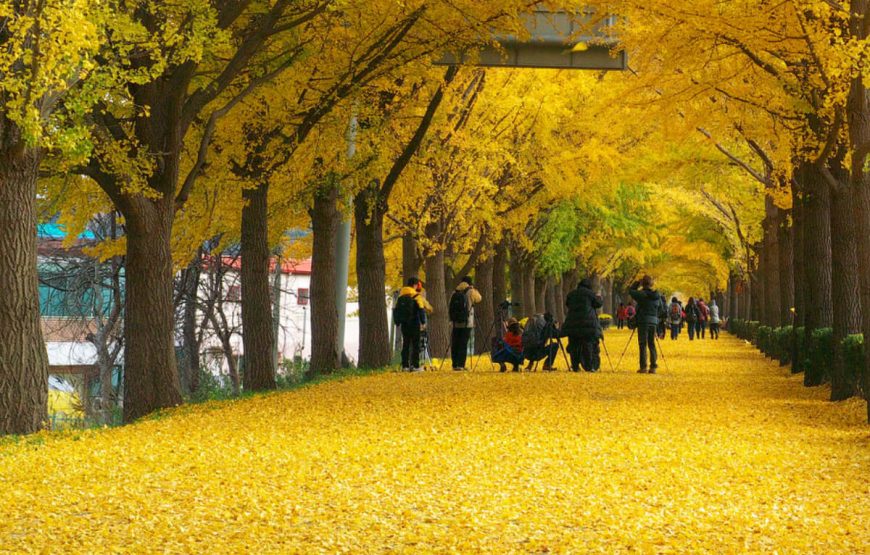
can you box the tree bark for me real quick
[846,13,870,418]
[122,198,184,422]
[523,265,537,317]
[474,255,494,354]
[179,252,202,396]
[423,239,449,358]
[402,233,421,283]
[545,277,558,320]
[354,186,392,368]
[791,177,806,374]
[309,184,341,375]
[240,183,277,391]
[830,178,862,400]
[535,275,546,316]
[509,244,525,318]
[801,164,834,387]
[0,146,49,435]
[554,279,566,324]
[492,240,508,309]
[778,211,795,327]
[602,277,614,316]
[762,198,782,327]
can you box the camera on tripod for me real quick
[498,299,521,310]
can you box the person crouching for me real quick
[492,318,524,372]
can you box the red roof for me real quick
[204,255,311,276]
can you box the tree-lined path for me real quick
[3,330,867,553]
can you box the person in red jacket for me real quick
[493,318,524,372]
[616,302,627,329]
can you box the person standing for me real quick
[684,297,699,341]
[394,277,433,371]
[562,278,603,372]
[667,296,682,340]
[629,275,662,374]
[697,298,709,339]
[449,276,482,371]
[616,302,627,329]
[709,299,721,340]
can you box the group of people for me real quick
[393,272,721,375]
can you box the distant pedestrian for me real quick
[616,302,627,329]
[709,300,721,340]
[629,275,662,374]
[667,297,682,340]
[449,276,482,370]
[685,297,700,340]
[697,298,709,339]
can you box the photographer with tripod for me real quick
[629,275,663,374]
[449,276,482,371]
[522,313,562,371]
[393,277,433,372]
[563,278,604,372]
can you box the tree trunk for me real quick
[778,211,795,326]
[602,277,614,316]
[492,240,508,309]
[545,277,558,320]
[354,187,392,368]
[402,233,420,283]
[763,199,782,327]
[474,255,494,354]
[830,179,862,400]
[742,277,752,322]
[424,244,449,358]
[180,253,202,396]
[801,164,834,387]
[509,245,525,319]
[847,34,870,420]
[0,147,49,435]
[535,275,546,316]
[791,178,806,374]
[523,265,536,317]
[309,184,341,375]
[554,279,566,324]
[122,198,184,422]
[240,183,277,391]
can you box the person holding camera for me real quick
[630,275,663,374]
[522,313,560,370]
[449,275,482,371]
[562,278,603,372]
[393,277,433,371]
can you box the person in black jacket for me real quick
[629,275,662,374]
[562,278,603,372]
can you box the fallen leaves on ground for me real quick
[2,331,868,553]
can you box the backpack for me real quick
[393,295,417,326]
[448,290,470,323]
[522,316,545,350]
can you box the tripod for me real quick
[527,321,571,372]
[615,328,637,371]
[419,330,435,371]
[472,305,509,372]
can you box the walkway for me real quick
[2,331,868,552]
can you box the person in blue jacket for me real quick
[629,275,663,374]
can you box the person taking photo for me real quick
[629,275,662,374]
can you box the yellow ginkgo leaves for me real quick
[1,330,868,553]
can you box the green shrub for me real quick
[842,334,865,394]
[757,326,773,356]
[804,327,834,383]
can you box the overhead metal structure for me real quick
[438,8,625,70]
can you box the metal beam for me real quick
[437,9,626,71]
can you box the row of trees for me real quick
[3,0,867,435]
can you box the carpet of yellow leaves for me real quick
[2,330,868,553]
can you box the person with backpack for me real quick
[492,318,524,372]
[393,277,433,371]
[667,297,682,340]
[562,278,603,372]
[709,299,721,339]
[697,298,709,339]
[449,276,482,371]
[522,313,560,371]
[656,293,668,340]
[684,297,700,340]
[629,275,662,374]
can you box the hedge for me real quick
[729,319,864,387]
